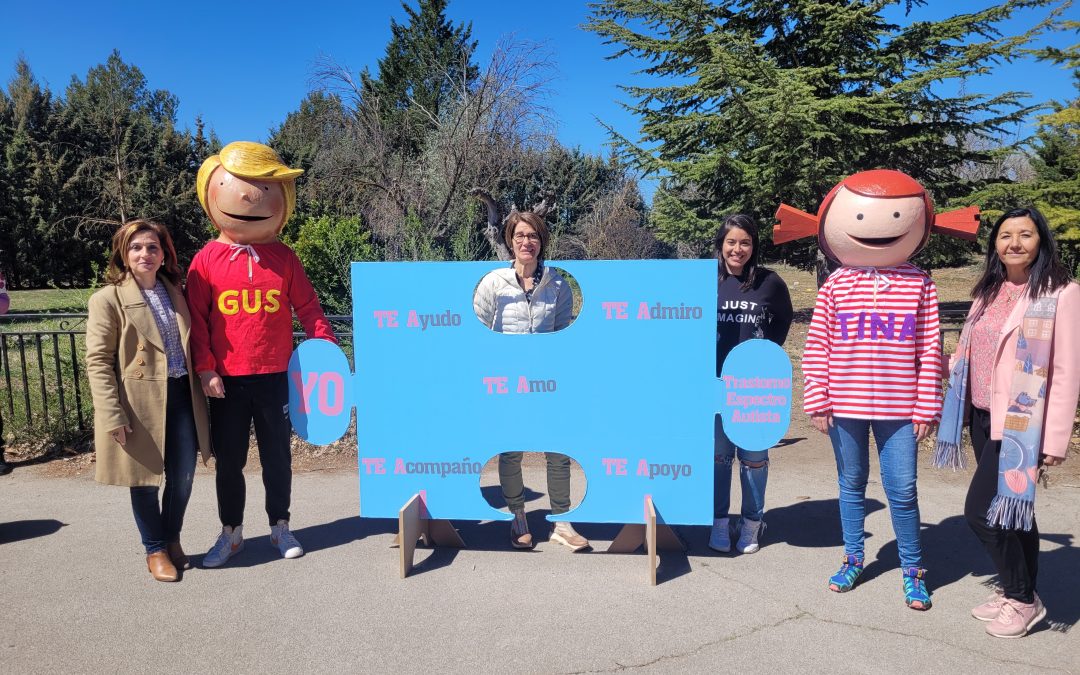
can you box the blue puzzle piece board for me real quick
[287,259,792,526]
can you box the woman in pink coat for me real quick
[935,206,1079,639]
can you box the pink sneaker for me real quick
[971,589,1005,622]
[985,595,1045,638]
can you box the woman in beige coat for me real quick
[86,220,211,582]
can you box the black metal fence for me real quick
[0,314,352,442]
[1,311,962,442]
[1,314,90,440]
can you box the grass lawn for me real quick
[1,288,97,447]
[4,287,96,318]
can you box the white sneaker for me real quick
[271,520,304,559]
[736,519,765,554]
[203,525,244,568]
[549,522,590,552]
[708,517,731,552]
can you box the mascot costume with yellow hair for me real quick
[187,141,336,567]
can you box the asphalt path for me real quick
[2,437,1078,674]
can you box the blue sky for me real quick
[2,1,1076,167]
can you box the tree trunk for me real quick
[469,187,511,260]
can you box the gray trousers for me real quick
[498,452,571,515]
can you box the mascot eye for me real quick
[893,212,900,218]
[263,186,269,191]
[856,213,864,220]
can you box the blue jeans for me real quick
[829,417,923,568]
[130,376,198,554]
[714,416,769,521]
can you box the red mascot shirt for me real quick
[186,241,336,376]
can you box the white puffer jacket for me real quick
[472,265,573,334]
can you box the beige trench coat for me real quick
[85,276,211,487]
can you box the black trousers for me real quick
[210,372,292,528]
[965,407,1039,603]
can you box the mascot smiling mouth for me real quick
[848,233,902,247]
[222,212,272,222]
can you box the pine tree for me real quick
[970,68,1080,275]
[268,91,350,234]
[1022,71,1080,274]
[357,0,479,157]
[362,0,478,120]
[586,0,1069,259]
[2,59,60,286]
[56,51,207,277]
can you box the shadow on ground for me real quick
[190,516,396,569]
[0,519,67,545]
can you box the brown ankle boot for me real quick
[167,542,190,570]
[146,551,179,582]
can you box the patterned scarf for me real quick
[933,295,1059,531]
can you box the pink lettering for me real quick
[317,372,345,415]
[290,371,318,414]
[483,376,510,394]
[373,310,399,328]
[602,302,629,319]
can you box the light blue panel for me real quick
[287,259,793,526]
[717,339,793,451]
[288,339,354,446]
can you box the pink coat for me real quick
[975,281,1080,460]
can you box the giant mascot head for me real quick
[773,169,979,267]
[196,141,302,245]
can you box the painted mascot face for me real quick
[206,168,286,245]
[817,170,934,268]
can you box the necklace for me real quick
[1003,282,1026,303]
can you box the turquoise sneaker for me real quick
[828,555,863,592]
[903,567,932,610]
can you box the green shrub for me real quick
[288,214,377,316]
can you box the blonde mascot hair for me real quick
[197,141,303,230]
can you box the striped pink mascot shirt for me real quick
[774,169,979,425]
[803,263,943,423]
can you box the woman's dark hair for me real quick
[714,213,760,291]
[105,219,182,287]
[972,206,1072,307]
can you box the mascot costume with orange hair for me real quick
[774,169,978,610]
[187,141,336,568]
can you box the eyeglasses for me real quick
[512,233,541,243]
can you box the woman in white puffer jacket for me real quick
[472,212,589,552]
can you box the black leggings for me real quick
[210,372,293,528]
[964,407,1039,603]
